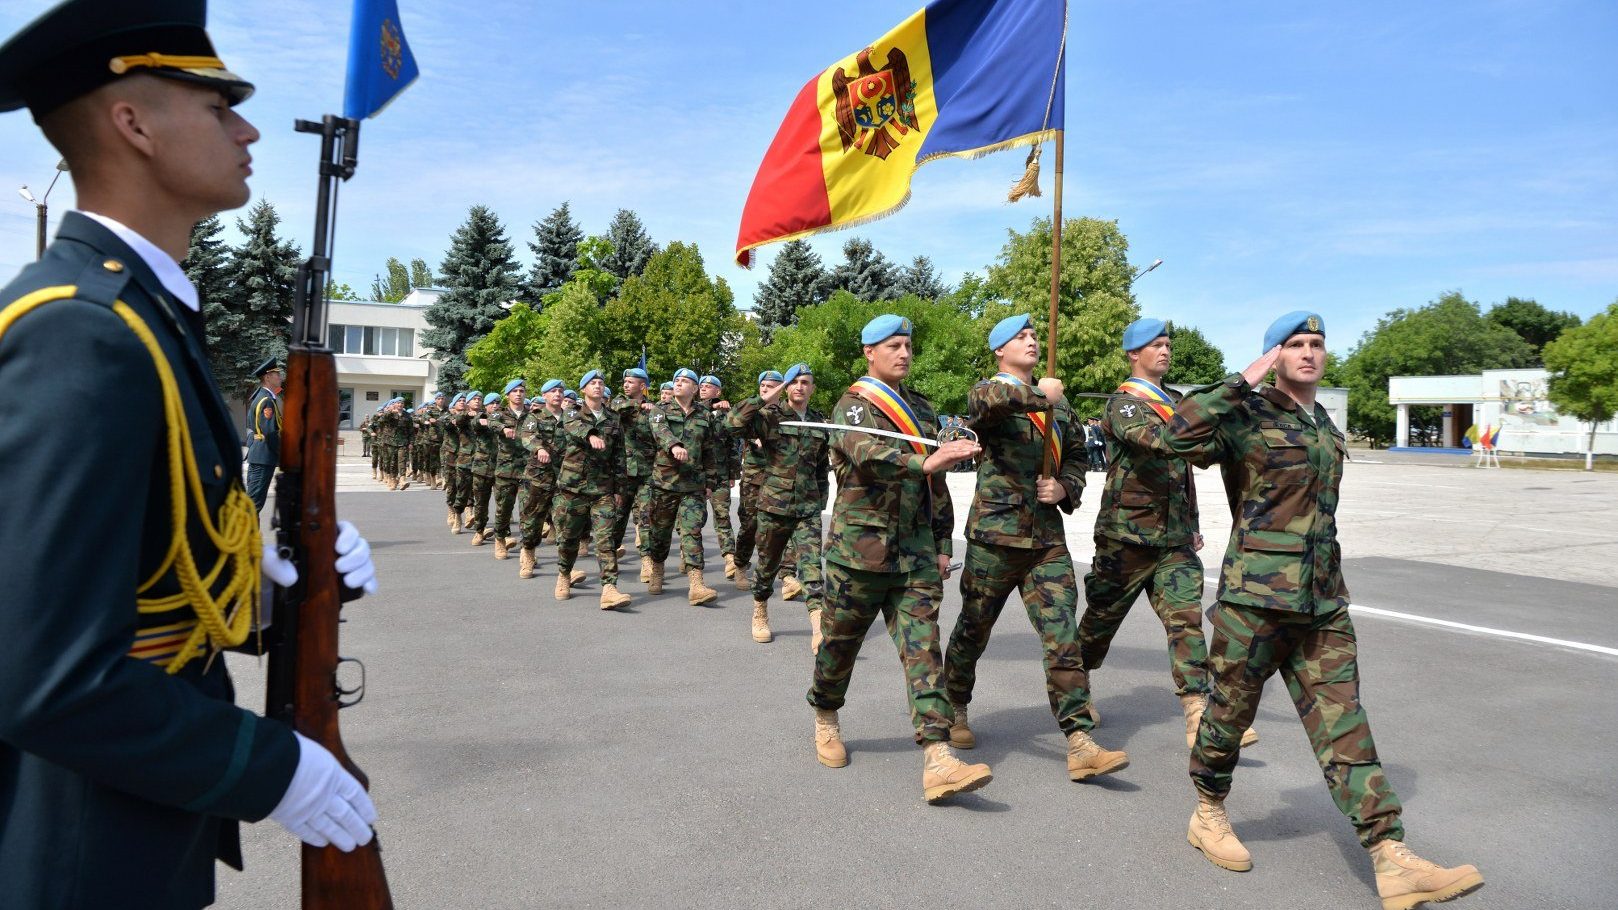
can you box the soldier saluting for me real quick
[0,2,381,906]
[1169,312,1483,910]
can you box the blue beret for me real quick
[699,374,721,388]
[1122,317,1169,352]
[465,391,481,401]
[580,369,602,388]
[660,381,675,391]
[1262,311,1325,351]
[503,378,526,395]
[861,314,913,345]
[603,386,613,398]
[404,407,414,414]
[783,362,814,385]
[622,367,649,381]
[448,392,464,405]
[482,393,500,406]
[673,368,698,383]
[758,370,784,385]
[540,379,563,393]
[564,389,579,400]
[432,390,446,400]
[989,313,1033,352]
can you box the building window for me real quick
[338,388,354,428]
[328,323,344,351]
[327,323,416,357]
[346,325,363,354]
[398,328,413,357]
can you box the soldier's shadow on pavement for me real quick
[1235,762,1421,890]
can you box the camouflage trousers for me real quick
[455,465,475,510]
[647,487,708,571]
[1081,536,1209,696]
[751,510,822,612]
[1192,601,1405,847]
[609,473,649,551]
[809,561,952,745]
[377,444,396,476]
[553,489,619,585]
[945,541,1095,736]
[442,451,460,507]
[519,478,556,549]
[369,443,380,470]
[707,480,735,555]
[734,479,760,567]
[492,474,522,538]
[470,471,494,533]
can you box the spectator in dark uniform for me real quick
[244,356,282,513]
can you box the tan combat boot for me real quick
[1188,794,1252,872]
[493,535,509,560]
[470,528,487,547]
[639,555,653,584]
[733,561,749,590]
[724,553,738,579]
[518,547,536,579]
[462,506,474,526]
[385,474,397,491]
[814,708,848,768]
[647,561,665,595]
[448,507,462,534]
[1181,693,1208,749]
[1369,840,1484,910]
[1240,726,1259,747]
[396,477,410,491]
[808,608,824,654]
[750,600,772,642]
[554,571,572,601]
[1066,730,1129,781]
[948,704,976,749]
[921,741,992,803]
[781,575,805,601]
[687,569,718,606]
[600,584,632,611]
[570,568,587,584]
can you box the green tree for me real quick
[185,215,254,391]
[983,216,1140,413]
[463,302,548,392]
[1542,301,1618,467]
[568,235,621,303]
[829,237,899,302]
[370,256,411,302]
[531,281,606,384]
[226,199,300,387]
[601,209,657,282]
[423,205,522,390]
[1487,297,1581,364]
[1163,325,1227,386]
[895,255,949,300]
[751,239,829,340]
[601,241,741,387]
[524,201,585,303]
[1340,290,1534,443]
[409,258,434,289]
[325,281,359,300]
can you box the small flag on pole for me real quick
[343,0,419,120]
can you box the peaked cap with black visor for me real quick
[0,0,253,122]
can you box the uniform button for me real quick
[214,465,223,479]
[103,259,125,272]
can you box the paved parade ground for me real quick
[219,456,1617,909]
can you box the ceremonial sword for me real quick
[777,421,979,446]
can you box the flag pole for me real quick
[1040,131,1064,477]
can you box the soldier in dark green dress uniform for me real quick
[552,371,630,609]
[941,314,1128,783]
[488,379,528,560]
[243,356,281,513]
[517,380,566,579]
[0,4,381,906]
[1170,313,1483,910]
[729,363,828,647]
[647,368,721,604]
[806,314,990,804]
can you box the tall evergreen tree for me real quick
[829,237,899,302]
[895,255,948,300]
[752,239,829,340]
[226,199,300,385]
[423,205,522,389]
[524,201,585,302]
[600,208,657,282]
[185,215,255,391]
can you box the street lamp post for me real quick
[17,159,69,260]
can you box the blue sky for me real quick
[1,0,1614,369]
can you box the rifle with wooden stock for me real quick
[266,114,393,909]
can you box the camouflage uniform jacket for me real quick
[826,381,953,573]
[700,399,739,484]
[649,400,718,493]
[966,379,1085,549]
[358,415,373,444]
[452,411,478,459]
[379,410,411,446]
[732,396,830,519]
[519,408,564,487]
[489,405,529,479]
[1164,374,1349,615]
[554,404,623,496]
[467,412,498,472]
[1095,384,1215,548]
[610,394,657,477]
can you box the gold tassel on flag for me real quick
[1007,145,1042,202]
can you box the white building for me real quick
[329,288,447,447]
[1387,368,1618,456]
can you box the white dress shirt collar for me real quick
[78,210,200,312]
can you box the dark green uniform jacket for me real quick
[966,378,1085,548]
[0,213,298,909]
[244,385,280,466]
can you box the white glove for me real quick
[269,732,378,852]
[259,520,379,596]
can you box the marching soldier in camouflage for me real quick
[376,398,412,491]
[807,314,990,804]
[729,363,829,646]
[1169,312,1482,910]
[517,380,566,579]
[697,375,741,580]
[360,413,378,479]
[488,379,529,560]
[552,371,630,609]
[732,370,780,591]
[647,368,721,604]
[609,368,656,576]
[452,392,481,527]
[441,393,466,533]
[416,390,445,487]
[941,314,1129,783]
[1081,317,1260,750]
[466,393,500,544]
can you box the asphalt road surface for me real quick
[218,458,1617,909]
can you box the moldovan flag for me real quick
[735,0,1067,267]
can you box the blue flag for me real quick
[638,347,647,375]
[343,0,419,119]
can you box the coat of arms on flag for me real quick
[833,48,919,160]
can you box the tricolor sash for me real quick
[850,377,928,454]
[1118,377,1175,422]
[991,373,1062,464]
